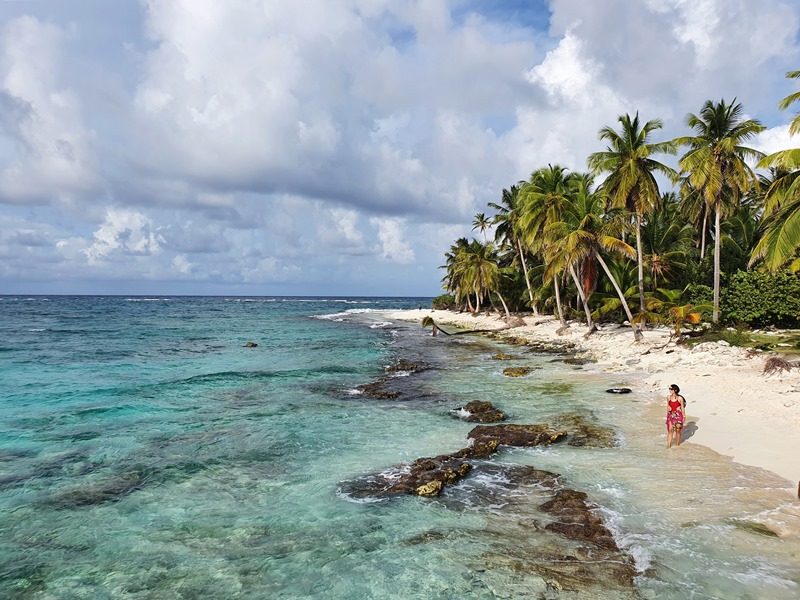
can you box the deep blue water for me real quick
[1,296,798,599]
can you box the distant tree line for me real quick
[439,73,800,335]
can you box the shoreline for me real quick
[383,309,800,491]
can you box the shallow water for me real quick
[1,296,798,599]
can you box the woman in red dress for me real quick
[666,384,686,448]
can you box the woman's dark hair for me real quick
[670,384,680,393]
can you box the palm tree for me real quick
[641,193,695,291]
[519,164,574,328]
[490,185,538,314]
[472,212,491,243]
[588,112,677,314]
[674,99,765,322]
[545,180,643,340]
[752,70,800,272]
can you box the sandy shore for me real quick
[384,309,800,491]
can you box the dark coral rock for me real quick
[386,360,426,373]
[467,424,567,448]
[539,489,620,551]
[503,367,531,377]
[491,353,518,360]
[354,381,400,399]
[460,400,506,422]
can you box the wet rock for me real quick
[341,454,472,499]
[458,401,506,423]
[354,381,399,399]
[386,360,426,373]
[467,424,567,448]
[245,341,258,347]
[491,353,518,360]
[563,357,595,366]
[503,367,531,377]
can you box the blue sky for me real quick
[0,0,799,297]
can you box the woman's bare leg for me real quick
[667,424,673,448]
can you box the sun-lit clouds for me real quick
[83,208,163,264]
[753,124,798,156]
[0,0,799,296]
[370,216,415,264]
[0,16,100,204]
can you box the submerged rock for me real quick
[503,367,531,377]
[245,341,258,347]
[540,489,620,550]
[386,360,427,373]
[491,353,518,360]
[354,381,400,399]
[552,413,616,448]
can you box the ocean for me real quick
[1,295,798,599]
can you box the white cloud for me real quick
[1,0,800,295]
[370,216,415,264]
[0,16,99,204]
[84,208,163,264]
[754,124,798,156]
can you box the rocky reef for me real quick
[455,400,506,423]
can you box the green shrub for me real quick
[721,271,800,328]
[431,294,456,310]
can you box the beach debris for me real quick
[453,400,506,423]
[245,341,258,347]
[762,356,800,376]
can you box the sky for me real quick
[0,0,799,297]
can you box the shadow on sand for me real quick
[681,420,698,442]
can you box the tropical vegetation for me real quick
[439,80,800,335]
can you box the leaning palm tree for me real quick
[545,180,643,341]
[674,99,765,322]
[588,113,677,314]
[490,185,538,314]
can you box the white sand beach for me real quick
[384,309,800,491]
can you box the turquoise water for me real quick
[1,296,799,599]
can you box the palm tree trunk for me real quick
[700,211,708,261]
[517,238,538,315]
[569,264,593,328]
[713,202,721,323]
[596,252,643,341]
[466,295,475,314]
[553,274,567,327]
[496,291,511,321]
[636,214,646,313]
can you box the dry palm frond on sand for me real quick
[762,356,800,376]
